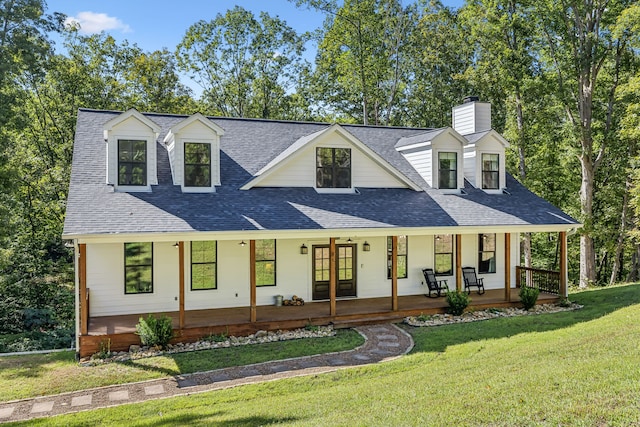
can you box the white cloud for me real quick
[64,11,131,35]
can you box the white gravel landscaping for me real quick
[404,302,583,327]
[82,326,335,366]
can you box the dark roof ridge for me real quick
[78,108,435,131]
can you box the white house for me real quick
[63,99,580,357]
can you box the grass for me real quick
[0,329,363,402]
[8,283,640,426]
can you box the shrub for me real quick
[519,286,540,310]
[446,290,470,316]
[205,332,228,343]
[416,313,430,322]
[135,314,173,349]
[558,297,572,308]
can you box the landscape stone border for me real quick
[82,326,336,366]
[404,302,583,327]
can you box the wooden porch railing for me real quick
[515,266,560,295]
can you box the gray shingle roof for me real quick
[62,109,578,237]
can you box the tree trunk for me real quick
[609,179,630,285]
[627,246,640,283]
[579,161,596,287]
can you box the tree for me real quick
[302,0,415,125]
[176,6,308,118]
[536,0,638,287]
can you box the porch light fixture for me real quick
[300,244,308,254]
[363,241,370,252]
[172,242,180,248]
[239,240,247,247]
[346,237,353,243]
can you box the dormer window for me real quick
[103,109,160,192]
[438,152,457,189]
[184,142,211,187]
[118,139,147,186]
[163,113,224,193]
[482,153,499,189]
[316,147,351,188]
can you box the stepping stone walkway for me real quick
[0,324,413,423]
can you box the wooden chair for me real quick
[422,268,448,298]
[462,266,485,295]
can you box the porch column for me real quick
[329,238,336,316]
[79,244,88,336]
[178,241,185,330]
[455,234,462,292]
[504,233,511,301]
[391,235,398,311]
[559,231,568,297]
[250,240,257,322]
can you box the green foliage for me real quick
[519,286,540,310]
[176,6,309,119]
[416,313,430,322]
[204,332,228,343]
[91,339,112,360]
[135,315,174,349]
[304,323,320,332]
[445,290,470,316]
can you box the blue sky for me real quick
[47,0,464,55]
[46,0,464,96]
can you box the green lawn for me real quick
[9,283,640,426]
[0,329,363,402]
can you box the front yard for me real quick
[4,283,640,425]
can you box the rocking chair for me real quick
[462,266,486,295]
[422,268,448,298]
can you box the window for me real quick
[124,242,153,294]
[184,143,211,187]
[478,233,496,273]
[482,153,499,189]
[438,152,457,189]
[434,234,453,275]
[118,139,147,186]
[316,147,351,188]
[387,236,407,279]
[191,241,216,290]
[255,239,276,286]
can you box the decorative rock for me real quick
[83,325,336,366]
[405,302,583,327]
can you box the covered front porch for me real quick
[80,287,560,357]
[76,231,570,357]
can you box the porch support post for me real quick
[504,233,511,302]
[178,241,185,330]
[329,238,336,316]
[250,240,257,322]
[455,234,462,292]
[559,231,568,297]
[391,236,398,311]
[79,244,88,336]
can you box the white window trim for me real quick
[477,150,503,193]
[433,148,463,194]
[181,137,217,193]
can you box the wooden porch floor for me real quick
[88,288,558,336]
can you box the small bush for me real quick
[92,338,111,360]
[305,323,319,332]
[519,286,540,310]
[416,313,430,322]
[558,297,572,308]
[135,314,173,349]
[446,290,470,316]
[204,332,228,343]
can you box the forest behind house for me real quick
[0,0,639,351]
